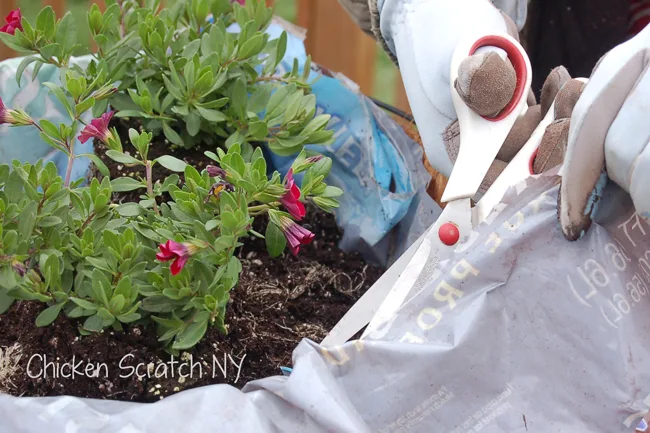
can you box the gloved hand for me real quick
[337,0,536,181]
[553,25,650,240]
[444,65,572,197]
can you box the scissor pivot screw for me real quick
[439,223,460,246]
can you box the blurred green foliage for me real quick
[17,0,397,104]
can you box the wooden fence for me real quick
[0,0,410,113]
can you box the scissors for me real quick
[321,33,550,347]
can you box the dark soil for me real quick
[0,118,384,402]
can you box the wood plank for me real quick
[0,0,18,62]
[298,0,375,96]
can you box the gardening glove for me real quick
[336,0,531,178]
[444,65,572,197]
[556,24,650,241]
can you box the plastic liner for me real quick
[0,171,648,432]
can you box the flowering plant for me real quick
[0,0,332,153]
[0,0,343,351]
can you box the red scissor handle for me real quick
[469,35,529,122]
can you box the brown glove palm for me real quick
[443,65,585,199]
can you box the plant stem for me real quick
[77,211,97,236]
[63,151,75,188]
[247,204,271,213]
[146,161,160,215]
[253,75,292,84]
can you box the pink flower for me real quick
[78,111,115,144]
[0,97,12,125]
[156,240,194,275]
[279,216,314,256]
[0,9,22,35]
[0,97,33,126]
[280,169,306,220]
[231,0,246,4]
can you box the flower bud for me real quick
[206,165,227,178]
[11,260,26,277]
[0,98,35,126]
[93,86,118,101]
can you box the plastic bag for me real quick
[1,170,648,433]
[260,21,439,266]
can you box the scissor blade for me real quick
[320,224,431,347]
[361,199,472,340]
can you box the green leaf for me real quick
[156,155,187,172]
[40,43,62,60]
[55,12,77,51]
[172,320,208,350]
[231,77,247,119]
[15,56,38,86]
[265,222,286,258]
[111,177,145,192]
[38,216,62,227]
[70,297,98,311]
[196,106,227,122]
[43,82,73,117]
[114,110,148,119]
[221,211,238,231]
[0,288,15,314]
[35,303,65,327]
[162,122,184,146]
[275,31,287,68]
[91,269,111,307]
[237,34,263,59]
[85,257,113,273]
[313,196,339,212]
[187,110,201,137]
[109,295,126,313]
[18,201,37,239]
[302,114,331,136]
[116,202,143,217]
[117,313,141,323]
[80,153,110,177]
[36,7,56,40]
[321,186,344,198]
[162,74,185,101]
[105,150,143,165]
[83,314,104,332]
[182,39,201,58]
[75,97,95,117]
[248,120,269,140]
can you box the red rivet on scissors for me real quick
[439,223,460,246]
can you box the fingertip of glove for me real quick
[557,172,608,241]
[540,66,572,117]
[499,105,543,162]
[458,52,516,118]
[533,118,570,174]
[554,79,586,119]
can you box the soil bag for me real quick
[1,169,648,432]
